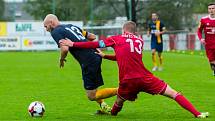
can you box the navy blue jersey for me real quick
[51,24,101,65]
[148,20,165,43]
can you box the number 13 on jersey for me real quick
[126,39,143,54]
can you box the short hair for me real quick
[43,14,59,23]
[123,21,137,33]
[208,2,215,6]
[152,13,157,16]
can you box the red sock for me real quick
[111,102,122,116]
[175,94,201,117]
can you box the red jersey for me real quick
[197,15,215,49]
[73,33,154,81]
[73,33,167,98]
[103,33,154,81]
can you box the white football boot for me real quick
[197,112,209,118]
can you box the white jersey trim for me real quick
[209,15,215,20]
[202,15,209,19]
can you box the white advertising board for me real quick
[7,22,44,36]
[7,21,83,36]
[21,36,58,50]
[0,36,21,50]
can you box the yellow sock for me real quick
[152,54,157,67]
[95,88,117,100]
[159,56,163,67]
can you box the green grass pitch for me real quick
[0,51,214,121]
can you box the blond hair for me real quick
[123,21,137,33]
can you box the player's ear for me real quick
[122,29,124,33]
[50,20,54,25]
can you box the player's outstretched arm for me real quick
[59,42,69,68]
[95,48,105,57]
[59,39,74,47]
[197,21,205,45]
[197,28,205,45]
[104,55,117,61]
[60,39,100,49]
[95,49,116,61]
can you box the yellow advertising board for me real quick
[0,22,7,36]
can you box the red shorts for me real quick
[205,48,215,62]
[117,76,167,101]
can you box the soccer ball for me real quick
[28,101,45,117]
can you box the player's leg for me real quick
[94,87,118,113]
[141,76,208,118]
[152,49,158,71]
[151,40,158,71]
[111,96,125,116]
[162,85,208,118]
[93,66,117,101]
[205,48,215,76]
[158,52,163,71]
[95,88,117,100]
[85,87,117,101]
[157,43,163,71]
[86,89,115,113]
[111,79,139,116]
[85,87,117,113]
[86,87,117,112]
[83,61,117,112]
[83,57,117,101]
[210,61,215,76]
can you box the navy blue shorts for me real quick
[151,40,163,52]
[81,58,104,90]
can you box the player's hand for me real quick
[155,32,161,36]
[147,31,150,37]
[95,48,105,58]
[59,39,74,47]
[200,38,206,45]
[59,58,66,68]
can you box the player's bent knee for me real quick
[163,85,178,99]
[86,90,97,101]
[87,95,96,101]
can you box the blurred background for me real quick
[0,0,213,51]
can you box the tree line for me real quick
[0,0,214,30]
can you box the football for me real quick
[28,101,45,117]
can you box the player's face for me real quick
[208,5,215,16]
[122,28,125,33]
[44,21,54,32]
[152,14,158,21]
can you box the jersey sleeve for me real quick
[197,19,204,40]
[103,54,116,61]
[81,29,88,38]
[103,36,116,47]
[73,36,116,49]
[160,21,166,31]
[75,26,88,38]
[51,29,65,47]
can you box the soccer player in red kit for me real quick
[60,21,209,118]
[197,3,215,76]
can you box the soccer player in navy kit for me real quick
[147,13,166,71]
[43,14,117,113]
